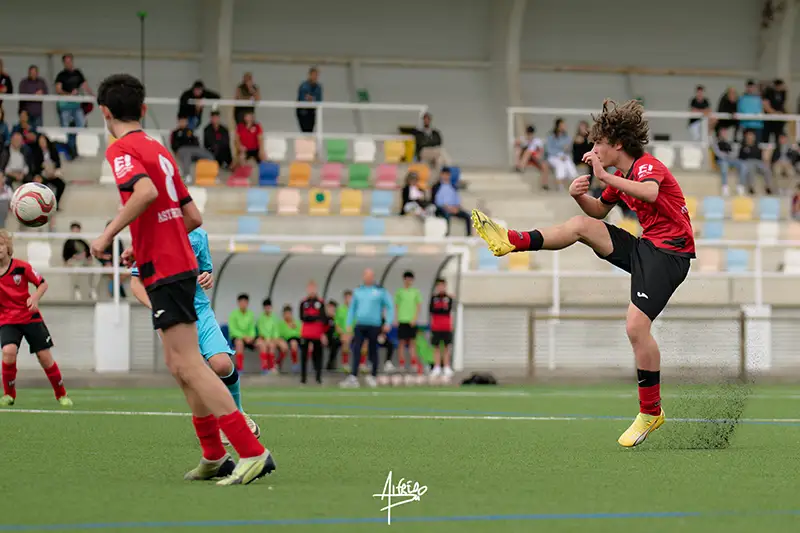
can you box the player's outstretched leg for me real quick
[1,345,18,406]
[207,353,260,446]
[36,349,72,407]
[618,304,665,447]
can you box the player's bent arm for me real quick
[181,200,203,232]
[602,174,659,203]
[31,280,48,302]
[130,276,153,309]
[106,178,159,239]
[574,194,613,219]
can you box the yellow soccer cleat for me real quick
[216,450,276,486]
[618,409,665,447]
[58,396,73,407]
[471,209,516,257]
[0,394,15,407]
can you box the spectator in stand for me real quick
[229,293,257,372]
[0,132,32,186]
[62,222,96,301]
[30,134,66,207]
[277,305,301,372]
[434,167,472,236]
[256,298,279,374]
[0,59,12,109]
[235,72,260,125]
[738,80,764,142]
[546,118,578,189]
[203,111,232,168]
[12,110,38,147]
[178,80,220,132]
[429,278,455,380]
[762,79,788,145]
[299,281,326,385]
[688,85,711,141]
[235,111,265,166]
[712,128,748,197]
[771,133,799,191]
[18,65,47,129]
[400,171,434,218]
[296,67,322,133]
[716,87,739,138]
[54,54,92,158]
[0,108,9,147]
[515,125,550,189]
[170,116,213,183]
[413,112,450,170]
[739,129,773,195]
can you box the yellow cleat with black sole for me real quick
[471,209,516,257]
[618,409,665,447]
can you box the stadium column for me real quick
[489,0,527,163]
[757,0,796,86]
[200,0,234,103]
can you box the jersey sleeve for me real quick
[634,160,666,185]
[600,185,621,205]
[189,231,212,273]
[106,143,149,192]
[24,262,44,287]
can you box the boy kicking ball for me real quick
[0,230,72,407]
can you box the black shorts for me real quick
[398,323,417,341]
[0,322,54,353]
[147,277,198,331]
[597,223,691,320]
[232,338,256,350]
[430,331,453,347]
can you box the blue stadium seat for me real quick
[246,188,270,214]
[370,190,395,216]
[702,196,725,220]
[703,221,724,240]
[726,248,749,272]
[259,244,281,254]
[758,197,780,221]
[448,166,461,187]
[478,247,500,271]
[237,216,261,235]
[388,245,408,256]
[258,162,280,186]
[363,217,386,236]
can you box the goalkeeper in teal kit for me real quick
[130,228,260,445]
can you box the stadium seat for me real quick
[26,241,51,268]
[258,161,280,186]
[288,162,312,188]
[293,138,317,162]
[448,166,462,187]
[325,139,348,163]
[424,217,447,239]
[76,133,100,157]
[680,145,704,169]
[758,221,779,243]
[388,245,408,256]
[340,189,363,215]
[788,222,800,241]
[618,217,640,236]
[290,245,315,254]
[702,196,725,220]
[383,140,405,163]
[731,196,754,221]
[696,248,722,272]
[320,163,344,188]
[308,188,331,215]
[507,252,530,271]
[783,249,800,273]
[703,221,724,240]
[40,127,67,144]
[652,145,676,168]
[194,160,219,186]
[259,244,282,254]
[370,190,395,216]
[100,159,115,185]
[354,139,377,163]
[246,188,270,214]
[726,249,750,272]
[277,188,301,215]
[355,245,378,256]
[188,186,207,213]
[265,137,288,162]
[347,164,371,189]
[684,195,698,219]
[404,139,416,162]
[758,197,780,221]
[236,216,261,235]
[363,217,386,236]
[478,247,500,271]
[408,163,431,187]
[227,165,252,187]
[375,164,398,190]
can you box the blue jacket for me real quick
[737,94,763,130]
[297,81,323,103]
[347,284,394,328]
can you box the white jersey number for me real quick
[158,154,179,202]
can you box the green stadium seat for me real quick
[348,164,371,189]
[326,139,348,163]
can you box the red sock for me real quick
[259,352,269,370]
[342,350,349,365]
[267,351,275,370]
[192,414,226,461]
[360,354,366,366]
[235,352,244,371]
[44,362,66,399]
[218,411,265,459]
[2,362,17,399]
[399,354,406,366]
[637,369,661,416]
[290,349,298,365]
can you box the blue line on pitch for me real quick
[2,509,800,531]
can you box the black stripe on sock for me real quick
[636,369,660,388]
[221,367,239,386]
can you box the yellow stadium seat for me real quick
[194,160,219,186]
[308,188,331,215]
[696,248,722,272]
[684,195,698,220]
[340,189,363,216]
[618,217,640,236]
[384,140,405,163]
[107,135,117,146]
[288,162,312,188]
[731,196,754,221]
[507,252,530,271]
[404,140,415,162]
[407,163,431,188]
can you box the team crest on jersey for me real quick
[13,274,21,285]
[113,155,134,179]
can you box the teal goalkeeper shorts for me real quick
[196,306,234,360]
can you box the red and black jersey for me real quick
[601,153,695,257]
[106,130,198,290]
[0,259,44,325]
[429,293,454,332]
[299,296,327,340]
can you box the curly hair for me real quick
[589,99,649,158]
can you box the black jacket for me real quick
[170,127,199,152]
[738,144,762,161]
[412,128,442,158]
[203,124,231,157]
[771,144,800,165]
[178,88,220,121]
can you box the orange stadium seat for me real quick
[407,163,430,187]
[194,160,219,186]
[288,162,312,188]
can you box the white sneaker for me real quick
[443,367,454,379]
[365,375,378,388]
[339,375,360,388]
[737,185,745,196]
[430,366,442,377]
[721,185,729,196]
[384,361,396,373]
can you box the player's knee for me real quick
[1,345,17,363]
[567,215,593,237]
[625,314,652,346]
[209,354,233,377]
[36,350,54,367]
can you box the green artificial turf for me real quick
[1,384,799,532]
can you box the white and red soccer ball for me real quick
[11,183,57,228]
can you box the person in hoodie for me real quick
[737,81,764,142]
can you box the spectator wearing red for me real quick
[299,281,326,385]
[429,278,454,380]
[18,65,48,129]
[235,111,265,166]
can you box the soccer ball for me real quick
[11,183,57,227]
